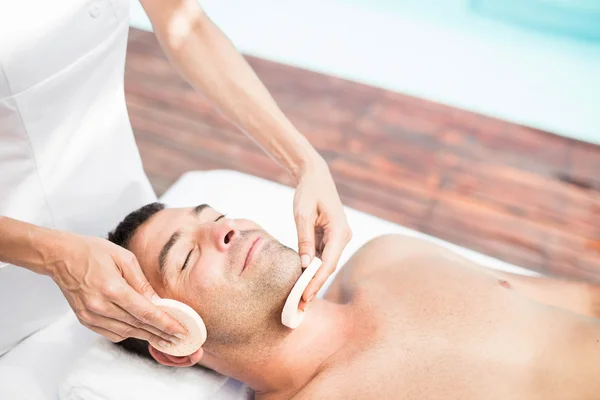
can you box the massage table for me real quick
[0,170,536,400]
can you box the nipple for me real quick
[152,298,207,356]
[281,257,323,329]
[498,279,512,289]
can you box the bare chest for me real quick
[297,268,557,399]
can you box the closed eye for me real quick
[182,249,193,271]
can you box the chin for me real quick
[257,242,302,296]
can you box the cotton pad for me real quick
[281,257,323,329]
[152,298,207,356]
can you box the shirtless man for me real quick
[107,202,600,399]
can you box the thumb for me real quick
[119,251,159,302]
[296,213,316,269]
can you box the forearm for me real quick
[146,2,320,180]
[0,216,62,275]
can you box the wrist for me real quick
[286,137,325,184]
[24,225,60,276]
[295,153,326,181]
[38,229,73,277]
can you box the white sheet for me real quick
[0,169,536,400]
[59,337,251,400]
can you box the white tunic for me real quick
[0,0,157,355]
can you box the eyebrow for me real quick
[158,204,211,278]
[158,231,181,278]
[193,203,209,216]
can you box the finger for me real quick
[302,232,346,302]
[314,228,325,259]
[116,253,186,335]
[298,298,308,312]
[86,314,169,348]
[85,324,124,343]
[136,322,179,344]
[118,251,159,302]
[93,301,178,343]
[112,284,186,336]
[295,211,316,269]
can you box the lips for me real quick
[241,236,262,274]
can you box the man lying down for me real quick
[107,202,600,400]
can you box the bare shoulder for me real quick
[324,234,443,302]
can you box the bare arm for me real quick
[139,0,320,180]
[0,216,185,344]
[0,216,61,275]
[140,0,353,302]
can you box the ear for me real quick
[148,344,204,368]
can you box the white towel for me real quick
[59,337,252,400]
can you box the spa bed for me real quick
[0,170,536,400]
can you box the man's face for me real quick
[128,204,302,349]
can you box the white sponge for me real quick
[152,298,207,356]
[281,257,322,329]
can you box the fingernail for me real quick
[152,295,161,303]
[175,333,186,340]
[307,294,316,303]
[158,340,171,348]
[301,254,310,268]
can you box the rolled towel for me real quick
[59,337,251,400]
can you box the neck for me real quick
[202,300,353,397]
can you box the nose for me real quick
[212,219,239,252]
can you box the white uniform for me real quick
[0,0,156,355]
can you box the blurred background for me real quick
[125,0,599,280]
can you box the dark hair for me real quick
[107,202,166,248]
[115,336,155,362]
[107,202,166,362]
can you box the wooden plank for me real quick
[125,27,600,279]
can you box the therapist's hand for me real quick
[294,157,352,308]
[47,233,185,347]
